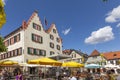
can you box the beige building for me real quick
[62,49,88,63]
[0,11,62,63]
[86,49,107,66]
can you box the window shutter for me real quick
[28,48,30,54]
[32,34,34,41]
[34,49,37,55]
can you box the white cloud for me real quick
[85,26,114,44]
[105,5,120,23]
[62,27,71,35]
[117,23,120,28]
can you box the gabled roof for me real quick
[27,10,41,27]
[63,49,88,57]
[4,11,62,42]
[63,49,72,55]
[89,49,100,56]
[103,51,120,60]
[45,23,55,33]
[45,23,62,43]
[4,11,39,39]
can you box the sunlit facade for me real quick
[0,11,62,63]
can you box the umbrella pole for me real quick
[44,65,46,79]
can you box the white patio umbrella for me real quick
[19,63,40,67]
[85,64,101,68]
[104,63,120,69]
[104,63,120,74]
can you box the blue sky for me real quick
[0,0,120,54]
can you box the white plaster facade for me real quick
[63,49,88,63]
[86,56,107,66]
[0,11,62,63]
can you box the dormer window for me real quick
[50,34,54,40]
[53,29,56,33]
[56,37,60,43]
[113,54,117,57]
[56,45,60,50]
[50,42,54,48]
[74,54,76,57]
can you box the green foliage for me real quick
[0,35,7,53]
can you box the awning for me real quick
[48,54,71,60]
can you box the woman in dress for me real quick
[15,71,23,80]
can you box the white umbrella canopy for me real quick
[49,54,71,60]
[85,64,101,68]
[19,63,40,67]
[104,63,120,69]
[19,63,52,67]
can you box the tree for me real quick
[0,36,7,53]
[0,0,6,28]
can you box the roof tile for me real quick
[103,51,120,60]
[90,49,100,56]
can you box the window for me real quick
[116,60,119,65]
[50,34,54,40]
[72,55,73,58]
[18,48,22,55]
[28,47,46,56]
[28,47,34,54]
[103,62,106,65]
[56,38,60,43]
[50,51,55,55]
[53,29,56,33]
[32,33,43,43]
[4,40,9,46]
[50,42,54,48]
[14,49,18,56]
[17,34,20,42]
[74,54,76,57]
[110,60,114,64]
[34,49,37,55]
[10,37,14,45]
[1,47,22,58]
[14,35,17,43]
[0,55,1,60]
[40,50,46,56]
[3,54,5,59]
[7,52,10,58]
[93,56,97,59]
[7,34,20,45]
[5,53,7,58]
[36,49,39,55]
[11,51,13,56]
[33,23,41,31]
[56,45,60,50]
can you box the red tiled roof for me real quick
[27,11,41,26]
[62,50,72,55]
[103,51,120,60]
[90,49,100,56]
